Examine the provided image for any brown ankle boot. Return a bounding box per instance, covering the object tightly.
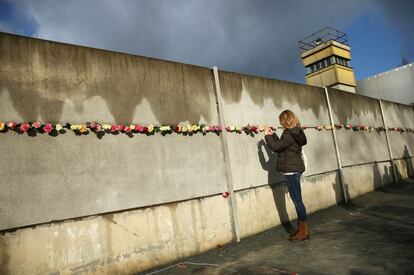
[290,221,309,241]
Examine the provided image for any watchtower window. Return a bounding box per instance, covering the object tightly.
[306,55,351,74]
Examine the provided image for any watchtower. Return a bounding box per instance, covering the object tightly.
[299,27,356,93]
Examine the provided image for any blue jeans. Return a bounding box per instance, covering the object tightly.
[285,173,307,222]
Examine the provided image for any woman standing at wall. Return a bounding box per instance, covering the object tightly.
[264,110,309,241]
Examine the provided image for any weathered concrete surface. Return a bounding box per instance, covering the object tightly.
[0,32,218,125]
[218,71,338,190]
[0,32,228,230]
[0,131,228,230]
[0,194,233,274]
[382,101,414,159]
[235,172,340,239]
[143,180,414,275]
[329,88,390,166]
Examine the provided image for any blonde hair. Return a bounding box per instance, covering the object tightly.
[279,110,301,129]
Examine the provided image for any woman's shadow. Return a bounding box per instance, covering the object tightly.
[257,139,295,234]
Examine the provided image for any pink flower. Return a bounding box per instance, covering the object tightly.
[135,125,144,132]
[116,125,125,131]
[89,122,97,129]
[222,192,230,198]
[19,123,30,132]
[43,123,53,133]
[95,124,102,132]
[110,125,117,133]
[7,121,16,129]
[32,122,41,129]
[124,126,131,133]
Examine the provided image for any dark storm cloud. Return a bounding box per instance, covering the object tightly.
[378,0,414,63]
[2,0,412,82]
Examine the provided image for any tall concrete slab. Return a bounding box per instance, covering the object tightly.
[381,100,414,159]
[328,88,389,166]
[218,71,338,191]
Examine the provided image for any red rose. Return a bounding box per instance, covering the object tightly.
[251,126,258,132]
[20,123,30,132]
[43,123,53,133]
[143,127,148,133]
[222,192,230,198]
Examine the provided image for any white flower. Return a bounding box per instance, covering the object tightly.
[55,124,63,131]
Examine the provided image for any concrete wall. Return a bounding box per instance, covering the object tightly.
[0,32,228,230]
[356,63,414,105]
[1,32,414,274]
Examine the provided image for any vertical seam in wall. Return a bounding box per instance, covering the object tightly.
[324,87,348,203]
[378,99,398,184]
[211,66,241,242]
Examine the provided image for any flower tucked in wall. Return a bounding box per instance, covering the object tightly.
[19,123,30,132]
[1,120,412,139]
[7,122,16,129]
[147,124,154,133]
[32,122,41,129]
[134,125,144,133]
[55,124,63,131]
[43,123,53,133]
[110,124,117,133]
[79,125,88,134]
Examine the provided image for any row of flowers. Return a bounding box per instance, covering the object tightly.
[0,121,413,136]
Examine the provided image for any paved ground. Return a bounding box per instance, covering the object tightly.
[141,180,414,275]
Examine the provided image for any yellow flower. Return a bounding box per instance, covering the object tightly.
[70,124,81,130]
[130,124,135,130]
[0,122,4,131]
[259,125,265,132]
[229,126,236,131]
[182,126,188,132]
[147,124,154,133]
[187,124,193,132]
[202,126,209,132]
[55,124,63,131]
[79,125,88,133]
[191,124,199,132]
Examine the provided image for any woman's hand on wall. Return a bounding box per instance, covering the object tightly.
[264,127,274,135]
